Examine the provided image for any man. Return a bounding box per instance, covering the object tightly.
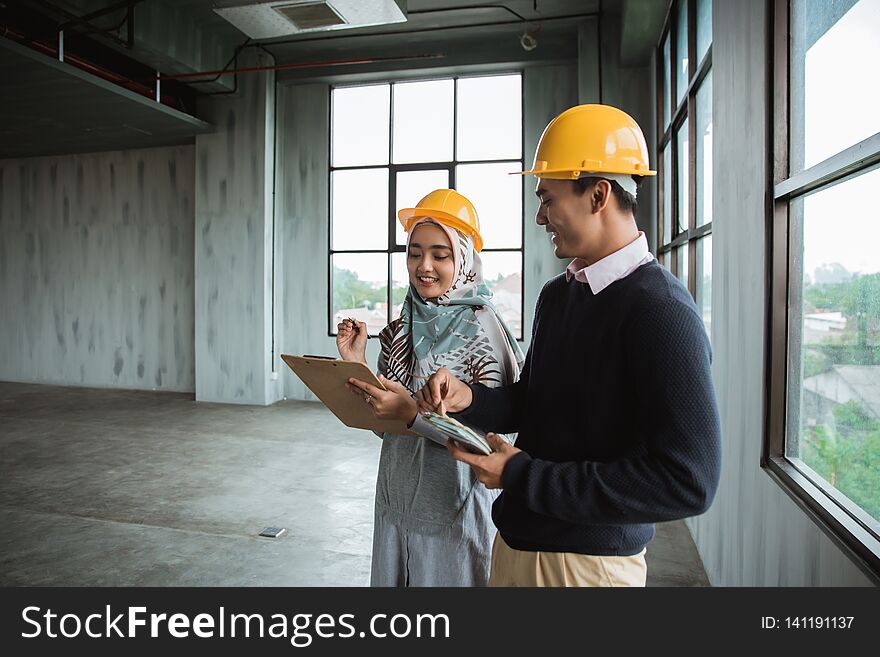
[416,104,722,587]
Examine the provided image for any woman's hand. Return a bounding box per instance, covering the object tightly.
[346,375,418,425]
[336,318,368,364]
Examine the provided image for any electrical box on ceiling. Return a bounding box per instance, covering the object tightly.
[213,0,407,39]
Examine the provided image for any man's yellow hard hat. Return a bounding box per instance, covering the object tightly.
[397,189,484,253]
[517,104,657,179]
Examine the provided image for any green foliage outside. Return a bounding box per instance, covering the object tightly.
[332,267,387,312]
[802,402,880,522]
[800,273,880,522]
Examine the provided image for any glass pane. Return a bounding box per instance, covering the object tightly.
[696,0,712,65]
[676,118,689,235]
[481,251,523,340]
[662,143,672,244]
[392,79,454,164]
[391,252,409,321]
[675,0,689,106]
[791,167,880,524]
[331,168,388,251]
[790,0,880,173]
[395,170,450,246]
[662,33,672,128]
[659,250,670,270]
[676,243,689,288]
[456,75,522,161]
[332,85,389,167]
[455,163,523,249]
[696,71,713,228]
[331,253,389,336]
[696,235,712,336]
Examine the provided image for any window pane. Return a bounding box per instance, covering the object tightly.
[391,252,409,321]
[332,85,389,167]
[696,0,712,65]
[662,33,672,128]
[331,253,389,336]
[696,235,712,336]
[676,243,689,288]
[392,79,454,164]
[662,143,672,244]
[455,163,522,249]
[395,169,450,246]
[676,118,689,235]
[481,251,522,340]
[675,0,689,106]
[790,0,880,173]
[791,167,880,524]
[331,169,388,251]
[456,75,522,161]
[696,72,713,228]
[659,250,670,270]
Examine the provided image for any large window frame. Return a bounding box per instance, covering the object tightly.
[655,0,712,319]
[767,0,880,583]
[328,72,526,340]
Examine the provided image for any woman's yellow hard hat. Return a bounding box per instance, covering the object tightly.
[517,104,657,179]
[398,189,484,252]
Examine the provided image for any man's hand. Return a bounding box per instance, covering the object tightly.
[346,375,418,424]
[447,433,520,489]
[415,367,473,414]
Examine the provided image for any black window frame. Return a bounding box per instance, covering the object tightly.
[655,0,713,310]
[327,72,526,340]
[766,0,880,584]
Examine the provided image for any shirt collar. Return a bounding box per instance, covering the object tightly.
[565,232,654,294]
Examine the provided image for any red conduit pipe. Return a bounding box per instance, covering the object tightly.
[152,53,445,82]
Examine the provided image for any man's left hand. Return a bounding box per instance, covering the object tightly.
[447,433,520,489]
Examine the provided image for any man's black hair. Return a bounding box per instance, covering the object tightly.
[573,176,644,217]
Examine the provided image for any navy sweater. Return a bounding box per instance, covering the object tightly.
[454,260,722,556]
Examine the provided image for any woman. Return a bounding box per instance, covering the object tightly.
[336,189,523,587]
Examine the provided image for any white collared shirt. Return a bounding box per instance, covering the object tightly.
[564,232,655,295]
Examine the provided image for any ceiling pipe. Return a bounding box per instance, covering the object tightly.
[151,53,446,83]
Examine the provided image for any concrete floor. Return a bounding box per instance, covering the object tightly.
[0,382,710,587]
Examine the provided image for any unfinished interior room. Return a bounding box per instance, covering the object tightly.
[1,0,877,588]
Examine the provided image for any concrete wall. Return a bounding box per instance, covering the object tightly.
[685,0,873,586]
[0,145,195,391]
[194,53,282,405]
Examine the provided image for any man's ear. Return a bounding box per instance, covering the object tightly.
[591,179,612,213]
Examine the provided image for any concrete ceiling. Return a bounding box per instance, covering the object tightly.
[0,36,212,158]
[0,0,666,157]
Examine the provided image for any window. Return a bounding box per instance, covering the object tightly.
[329,74,524,339]
[656,0,713,336]
[769,0,880,579]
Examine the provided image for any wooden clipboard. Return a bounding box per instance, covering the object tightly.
[281,354,415,435]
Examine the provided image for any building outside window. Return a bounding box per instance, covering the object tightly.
[328,73,524,340]
[769,0,880,577]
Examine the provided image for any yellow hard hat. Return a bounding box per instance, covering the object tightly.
[517,104,656,179]
[397,188,484,252]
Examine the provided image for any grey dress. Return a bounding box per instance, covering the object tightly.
[370,308,520,587]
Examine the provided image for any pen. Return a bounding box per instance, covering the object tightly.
[347,317,371,339]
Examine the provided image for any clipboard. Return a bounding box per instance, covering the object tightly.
[281,354,415,435]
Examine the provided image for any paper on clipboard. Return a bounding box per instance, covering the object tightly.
[280,354,415,435]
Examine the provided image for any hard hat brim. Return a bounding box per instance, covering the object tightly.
[397,208,484,253]
[512,167,657,178]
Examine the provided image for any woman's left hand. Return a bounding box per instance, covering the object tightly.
[346,375,418,425]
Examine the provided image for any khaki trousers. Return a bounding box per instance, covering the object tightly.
[488,532,647,587]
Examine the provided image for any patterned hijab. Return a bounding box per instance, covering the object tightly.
[378,218,524,394]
